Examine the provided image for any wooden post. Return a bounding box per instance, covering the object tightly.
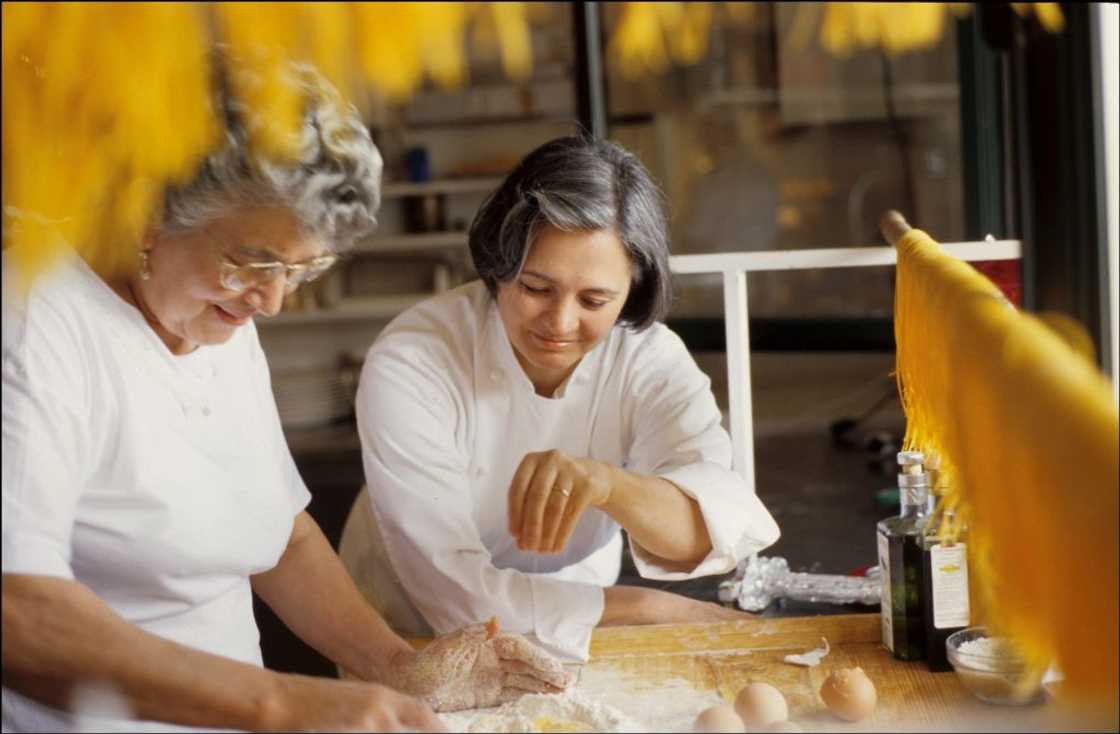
[879,209,912,247]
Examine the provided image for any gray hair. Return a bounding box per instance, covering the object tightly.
[469,136,672,330]
[160,58,382,253]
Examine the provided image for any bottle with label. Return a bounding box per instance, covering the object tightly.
[877,451,932,660]
[921,461,970,672]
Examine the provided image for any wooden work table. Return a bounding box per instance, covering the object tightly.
[584,613,1111,732]
[428,613,1112,732]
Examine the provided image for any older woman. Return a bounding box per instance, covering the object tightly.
[0,64,568,733]
[349,136,781,662]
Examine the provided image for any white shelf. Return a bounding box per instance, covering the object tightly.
[381,178,502,198]
[353,231,468,254]
[258,294,431,327]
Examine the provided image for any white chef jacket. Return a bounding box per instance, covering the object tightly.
[1,252,310,733]
[355,280,780,661]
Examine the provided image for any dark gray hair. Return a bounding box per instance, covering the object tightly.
[160,59,382,253]
[469,136,672,330]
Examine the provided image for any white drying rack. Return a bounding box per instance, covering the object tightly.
[668,211,1022,494]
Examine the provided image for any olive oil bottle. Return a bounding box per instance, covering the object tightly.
[877,451,932,660]
[920,460,970,671]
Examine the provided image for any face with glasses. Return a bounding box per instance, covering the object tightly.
[214,240,337,294]
[134,204,332,354]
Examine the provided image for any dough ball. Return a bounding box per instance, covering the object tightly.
[693,704,745,732]
[766,722,804,733]
[819,667,877,722]
[734,682,789,728]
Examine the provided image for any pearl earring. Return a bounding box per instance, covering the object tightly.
[139,251,152,281]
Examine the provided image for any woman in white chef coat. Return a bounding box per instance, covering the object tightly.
[0,62,569,733]
[350,135,781,662]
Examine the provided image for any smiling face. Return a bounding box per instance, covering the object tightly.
[135,204,326,354]
[495,224,633,396]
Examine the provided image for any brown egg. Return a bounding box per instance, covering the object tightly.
[693,704,745,733]
[819,667,878,722]
[734,682,789,728]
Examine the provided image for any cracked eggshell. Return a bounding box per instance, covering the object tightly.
[819,667,877,722]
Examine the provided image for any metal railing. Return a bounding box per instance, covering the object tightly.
[667,210,1022,491]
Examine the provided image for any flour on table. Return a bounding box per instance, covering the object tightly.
[438,665,727,733]
[441,691,645,733]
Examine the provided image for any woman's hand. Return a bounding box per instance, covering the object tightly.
[271,675,447,732]
[508,449,613,554]
[396,618,573,713]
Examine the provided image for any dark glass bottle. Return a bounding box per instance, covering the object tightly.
[921,467,971,671]
[877,451,931,660]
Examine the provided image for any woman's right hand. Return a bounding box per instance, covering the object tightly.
[271,675,447,732]
[395,618,573,713]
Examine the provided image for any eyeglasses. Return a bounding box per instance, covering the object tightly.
[209,239,339,295]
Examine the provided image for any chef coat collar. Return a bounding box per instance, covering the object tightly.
[480,297,597,401]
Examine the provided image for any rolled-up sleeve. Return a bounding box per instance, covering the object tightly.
[356,342,603,661]
[2,291,89,580]
[623,327,780,580]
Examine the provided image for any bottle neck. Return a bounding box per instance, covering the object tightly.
[899,487,929,518]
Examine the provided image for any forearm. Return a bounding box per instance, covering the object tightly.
[2,574,285,730]
[600,465,712,564]
[599,585,750,627]
[599,585,660,626]
[250,512,414,684]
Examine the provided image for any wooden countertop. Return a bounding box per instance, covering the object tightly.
[422,613,1113,732]
[581,613,1103,732]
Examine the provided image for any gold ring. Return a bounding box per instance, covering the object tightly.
[554,486,571,497]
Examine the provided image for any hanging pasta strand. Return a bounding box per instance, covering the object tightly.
[2,2,216,287]
[894,227,1118,718]
[1,2,1068,290]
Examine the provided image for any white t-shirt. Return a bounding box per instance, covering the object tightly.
[355,281,780,661]
[1,253,310,732]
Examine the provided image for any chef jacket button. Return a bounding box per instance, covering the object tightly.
[201,406,211,417]
[490,370,503,383]
[474,466,485,478]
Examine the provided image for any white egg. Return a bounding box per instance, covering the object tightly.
[819,667,878,722]
[734,681,789,729]
[766,722,804,733]
[693,703,745,733]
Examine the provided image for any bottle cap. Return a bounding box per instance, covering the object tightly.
[897,450,925,466]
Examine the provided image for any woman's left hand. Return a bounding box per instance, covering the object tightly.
[507,449,613,554]
[396,618,572,712]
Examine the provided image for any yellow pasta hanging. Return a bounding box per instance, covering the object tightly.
[894,227,1118,718]
[0,2,528,285]
[0,2,1070,295]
